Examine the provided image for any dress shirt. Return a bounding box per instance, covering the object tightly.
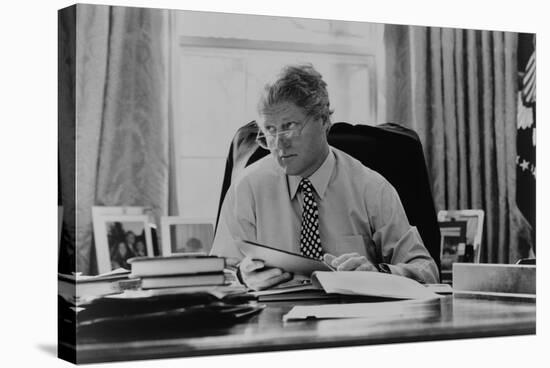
[211,146,439,283]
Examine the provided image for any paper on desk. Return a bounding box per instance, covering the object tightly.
[425,283,453,294]
[312,271,441,300]
[251,284,320,297]
[61,268,130,282]
[283,300,434,321]
[250,276,321,297]
[105,284,247,299]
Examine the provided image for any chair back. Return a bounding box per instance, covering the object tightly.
[216,122,441,269]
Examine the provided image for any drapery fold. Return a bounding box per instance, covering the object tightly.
[385,25,533,263]
[70,5,172,274]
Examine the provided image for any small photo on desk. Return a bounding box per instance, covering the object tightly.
[160,217,214,256]
[106,219,152,268]
[93,214,155,273]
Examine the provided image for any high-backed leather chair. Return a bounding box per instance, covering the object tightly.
[215,121,441,269]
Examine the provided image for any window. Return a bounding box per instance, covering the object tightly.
[171,12,385,221]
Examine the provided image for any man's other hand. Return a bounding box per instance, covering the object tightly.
[238,256,292,291]
[323,252,377,272]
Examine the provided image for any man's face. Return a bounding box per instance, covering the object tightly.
[261,101,329,178]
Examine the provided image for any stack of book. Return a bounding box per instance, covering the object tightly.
[128,254,227,290]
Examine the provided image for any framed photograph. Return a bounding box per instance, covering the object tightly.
[438,210,485,263]
[93,214,154,273]
[439,220,467,284]
[160,216,214,256]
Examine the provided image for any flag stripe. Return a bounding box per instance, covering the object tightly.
[524,68,535,85]
[522,52,536,104]
[525,53,535,70]
[523,79,535,96]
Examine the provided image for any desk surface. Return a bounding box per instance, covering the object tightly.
[65,293,536,364]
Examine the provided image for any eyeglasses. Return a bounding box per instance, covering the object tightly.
[255,118,311,149]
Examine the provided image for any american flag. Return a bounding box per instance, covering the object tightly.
[516,34,536,254]
[521,51,536,106]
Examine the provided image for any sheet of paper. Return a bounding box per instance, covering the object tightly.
[312,271,441,299]
[105,284,247,299]
[283,300,436,321]
[69,268,130,281]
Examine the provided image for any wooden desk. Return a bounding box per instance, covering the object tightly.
[64,293,535,364]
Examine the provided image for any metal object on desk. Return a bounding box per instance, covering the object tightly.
[452,263,536,297]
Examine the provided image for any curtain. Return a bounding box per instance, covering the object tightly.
[64,5,174,274]
[385,25,533,263]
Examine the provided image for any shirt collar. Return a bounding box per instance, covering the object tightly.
[288,148,335,200]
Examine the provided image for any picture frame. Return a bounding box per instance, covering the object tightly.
[91,205,153,218]
[438,210,485,263]
[92,214,154,273]
[160,216,215,256]
[439,220,467,284]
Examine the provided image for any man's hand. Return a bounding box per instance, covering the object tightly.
[323,252,377,272]
[238,256,292,291]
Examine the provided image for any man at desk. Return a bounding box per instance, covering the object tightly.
[211,64,439,290]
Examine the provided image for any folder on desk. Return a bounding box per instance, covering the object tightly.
[74,288,263,341]
[238,240,334,276]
